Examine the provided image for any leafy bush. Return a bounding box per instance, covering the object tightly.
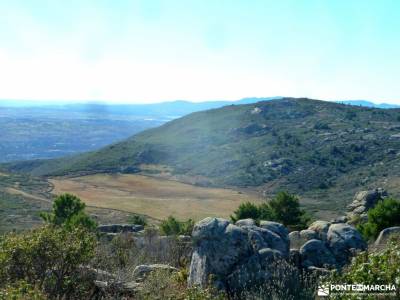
[357,198,400,240]
[160,216,194,236]
[325,239,400,299]
[0,226,96,299]
[128,214,148,226]
[40,193,97,231]
[0,281,46,300]
[230,202,261,222]
[231,192,310,229]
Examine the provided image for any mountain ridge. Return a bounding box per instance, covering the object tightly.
[5,97,400,218]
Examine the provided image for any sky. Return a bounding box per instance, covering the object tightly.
[0,0,399,104]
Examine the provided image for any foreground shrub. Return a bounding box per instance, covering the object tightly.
[128,214,148,226]
[0,281,46,300]
[160,216,194,236]
[40,193,97,231]
[231,192,310,229]
[0,226,96,299]
[137,269,225,300]
[357,198,400,240]
[325,239,400,299]
[233,259,319,300]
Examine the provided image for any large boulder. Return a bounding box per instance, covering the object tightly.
[346,188,387,222]
[299,239,336,268]
[308,220,330,240]
[188,217,289,292]
[374,227,400,247]
[327,223,366,266]
[289,230,316,250]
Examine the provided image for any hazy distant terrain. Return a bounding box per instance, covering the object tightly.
[7,98,400,219]
[1,97,396,163]
[0,98,280,162]
[0,107,165,162]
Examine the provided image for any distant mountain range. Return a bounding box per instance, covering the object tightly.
[1,96,399,163]
[5,97,400,218]
[336,100,400,109]
[1,97,399,118]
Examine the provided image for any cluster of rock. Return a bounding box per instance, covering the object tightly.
[93,188,398,296]
[289,221,366,269]
[346,188,387,222]
[187,217,368,293]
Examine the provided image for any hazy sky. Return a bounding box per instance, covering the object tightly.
[0,0,399,104]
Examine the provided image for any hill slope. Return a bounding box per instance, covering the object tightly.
[5,98,400,215]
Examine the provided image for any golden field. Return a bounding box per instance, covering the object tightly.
[49,173,262,220]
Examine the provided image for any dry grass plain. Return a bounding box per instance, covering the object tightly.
[49,174,262,221]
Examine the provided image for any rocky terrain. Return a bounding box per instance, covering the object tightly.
[88,188,400,297]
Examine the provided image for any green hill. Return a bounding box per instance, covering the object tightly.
[5,98,400,216]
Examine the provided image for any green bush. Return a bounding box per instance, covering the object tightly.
[160,216,194,236]
[231,192,310,229]
[0,281,46,300]
[40,193,97,231]
[0,226,96,299]
[128,215,148,226]
[325,239,400,299]
[230,202,261,222]
[357,198,400,240]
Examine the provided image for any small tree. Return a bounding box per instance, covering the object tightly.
[230,192,310,229]
[41,193,96,231]
[268,192,309,228]
[230,202,261,222]
[358,198,400,240]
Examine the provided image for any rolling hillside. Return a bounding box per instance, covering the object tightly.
[5,98,400,217]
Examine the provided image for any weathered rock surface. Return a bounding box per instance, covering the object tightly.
[300,229,317,240]
[188,217,289,292]
[236,218,256,227]
[327,223,366,266]
[289,229,318,249]
[300,239,336,268]
[308,220,330,241]
[346,188,387,222]
[375,227,400,247]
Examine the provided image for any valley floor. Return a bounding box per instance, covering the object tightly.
[49,173,262,220]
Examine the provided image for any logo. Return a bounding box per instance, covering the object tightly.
[317,285,330,296]
[317,283,397,297]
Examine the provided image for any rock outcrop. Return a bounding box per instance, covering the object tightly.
[374,227,400,247]
[186,216,367,292]
[299,239,336,268]
[327,223,366,266]
[188,217,289,292]
[346,188,387,222]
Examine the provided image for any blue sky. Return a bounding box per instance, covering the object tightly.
[0,0,399,103]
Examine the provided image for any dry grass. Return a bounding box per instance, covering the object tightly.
[50,174,262,220]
